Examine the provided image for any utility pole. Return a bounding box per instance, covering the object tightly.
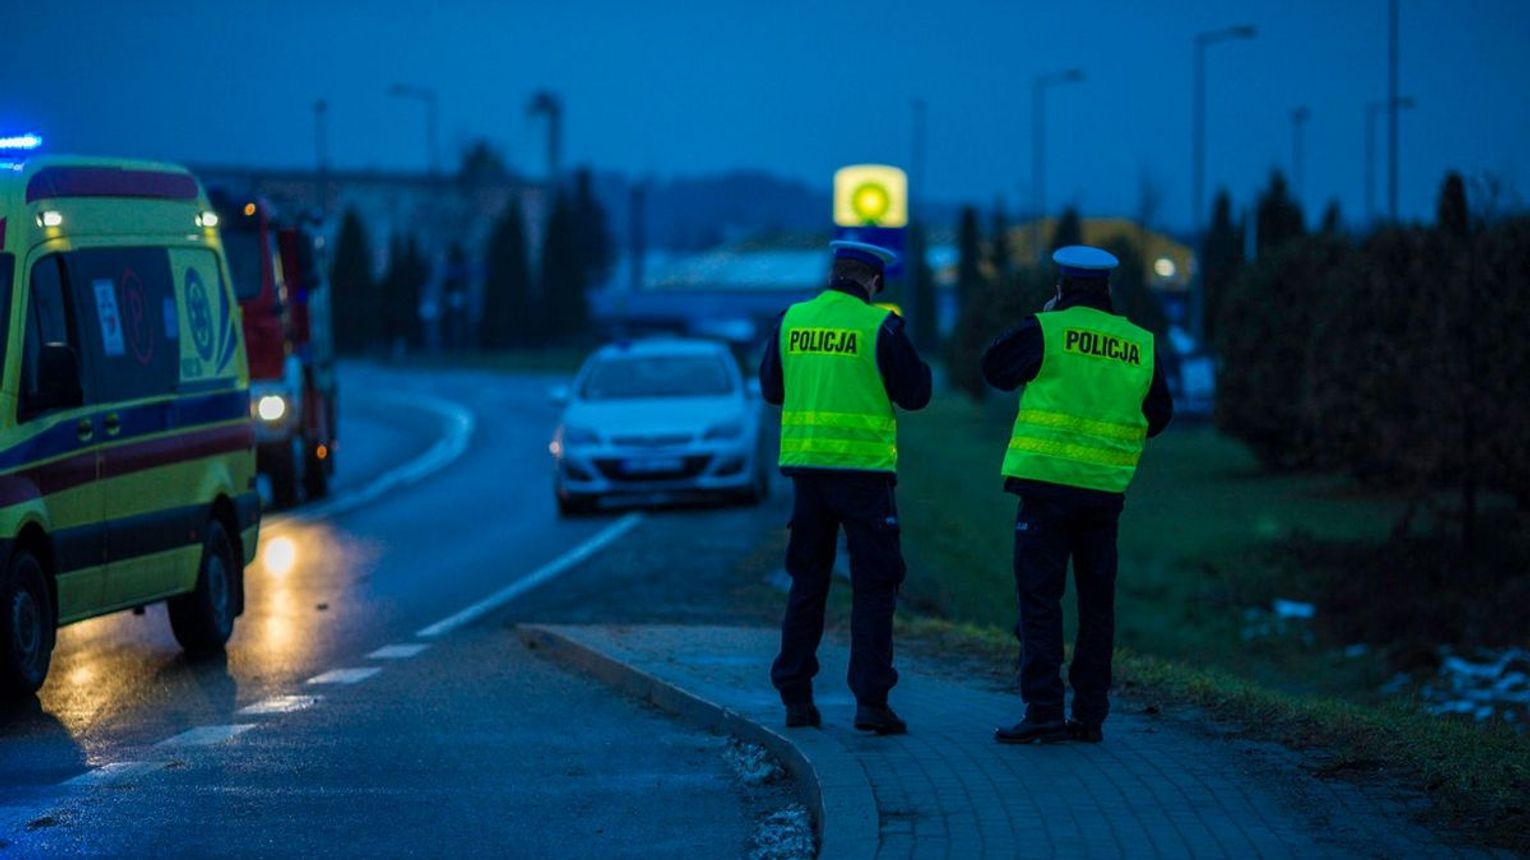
[1365,97,1414,225]
[1032,68,1084,262]
[1387,0,1400,222]
[528,90,563,185]
[387,83,440,177]
[313,99,330,216]
[1290,106,1310,210]
[909,97,932,347]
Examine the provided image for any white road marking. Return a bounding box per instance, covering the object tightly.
[368,643,430,659]
[306,667,381,685]
[416,512,646,638]
[269,391,476,526]
[63,761,169,786]
[237,694,323,715]
[157,724,255,747]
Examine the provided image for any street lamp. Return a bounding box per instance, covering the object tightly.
[1290,106,1310,209]
[1032,68,1084,262]
[1366,96,1415,224]
[1191,24,1257,236]
[388,83,440,177]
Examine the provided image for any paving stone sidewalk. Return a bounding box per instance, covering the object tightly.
[522,624,1498,860]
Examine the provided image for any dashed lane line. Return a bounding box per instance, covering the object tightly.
[368,643,430,659]
[237,694,323,716]
[306,667,382,685]
[156,725,256,747]
[414,511,646,638]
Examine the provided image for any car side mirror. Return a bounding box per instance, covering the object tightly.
[548,385,571,407]
[34,343,83,413]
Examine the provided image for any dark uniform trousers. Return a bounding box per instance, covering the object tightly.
[1013,491,1122,724]
[771,471,905,706]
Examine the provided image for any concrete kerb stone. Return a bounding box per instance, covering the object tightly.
[517,624,877,860]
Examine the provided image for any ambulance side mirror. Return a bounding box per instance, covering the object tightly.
[33,343,84,414]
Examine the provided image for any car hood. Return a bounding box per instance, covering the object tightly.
[564,396,745,438]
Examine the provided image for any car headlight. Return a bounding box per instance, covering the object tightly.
[562,425,600,446]
[703,420,744,441]
[256,394,288,422]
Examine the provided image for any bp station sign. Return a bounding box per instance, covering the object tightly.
[833,164,908,277]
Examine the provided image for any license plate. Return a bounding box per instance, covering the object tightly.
[623,457,683,474]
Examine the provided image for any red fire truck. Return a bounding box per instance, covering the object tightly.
[211,191,338,507]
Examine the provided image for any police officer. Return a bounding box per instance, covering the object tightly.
[760,239,932,735]
[985,246,1173,744]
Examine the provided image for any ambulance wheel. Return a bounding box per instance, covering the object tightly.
[168,520,239,654]
[304,440,330,500]
[1,550,54,699]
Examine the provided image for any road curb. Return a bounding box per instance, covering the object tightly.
[517,624,878,860]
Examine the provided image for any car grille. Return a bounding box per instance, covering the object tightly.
[610,433,693,448]
[594,455,711,482]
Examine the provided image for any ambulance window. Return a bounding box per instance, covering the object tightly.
[63,248,180,403]
[19,255,85,420]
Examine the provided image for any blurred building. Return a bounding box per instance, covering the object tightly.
[191,164,546,350]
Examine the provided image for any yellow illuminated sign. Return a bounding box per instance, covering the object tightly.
[834,164,908,228]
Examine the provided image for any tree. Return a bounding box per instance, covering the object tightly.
[946,206,989,400]
[1200,190,1243,347]
[571,168,616,289]
[1049,207,1083,253]
[441,242,471,350]
[458,140,511,187]
[329,208,379,354]
[989,200,1012,281]
[1319,200,1344,235]
[480,201,533,348]
[539,190,590,338]
[906,221,938,350]
[1255,170,1305,256]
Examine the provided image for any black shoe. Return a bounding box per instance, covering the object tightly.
[853,703,907,735]
[1067,719,1103,743]
[785,701,821,728]
[994,716,1070,745]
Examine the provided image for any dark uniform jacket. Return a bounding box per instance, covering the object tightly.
[981,291,1175,506]
[759,280,933,480]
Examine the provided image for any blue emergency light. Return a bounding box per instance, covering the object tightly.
[0,133,44,151]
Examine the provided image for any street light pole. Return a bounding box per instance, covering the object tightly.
[1365,97,1414,225]
[1191,25,1257,237]
[1290,106,1310,210]
[1032,68,1084,262]
[1388,0,1400,222]
[388,83,440,177]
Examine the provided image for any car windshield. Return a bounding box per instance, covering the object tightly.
[580,354,734,401]
[222,230,265,300]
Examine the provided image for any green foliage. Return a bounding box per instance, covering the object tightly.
[988,201,1011,280]
[538,189,590,336]
[329,208,379,355]
[1200,190,1243,347]
[381,235,428,350]
[946,207,988,400]
[479,201,533,348]
[1255,170,1305,255]
[1049,206,1083,252]
[906,222,938,350]
[571,168,615,289]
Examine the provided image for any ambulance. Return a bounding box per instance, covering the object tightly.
[0,140,260,698]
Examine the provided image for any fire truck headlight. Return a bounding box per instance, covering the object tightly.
[256,394,289,422]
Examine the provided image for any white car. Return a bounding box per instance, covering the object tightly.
[550,338,771,515]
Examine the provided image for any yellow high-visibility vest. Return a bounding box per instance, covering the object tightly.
[1002,306,1154,493]
[778,290,897,473]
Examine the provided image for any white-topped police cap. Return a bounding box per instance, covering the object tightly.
[830,239,899,271]
[1052,245,1119,280]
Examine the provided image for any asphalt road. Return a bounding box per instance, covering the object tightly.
[0,364,796,857]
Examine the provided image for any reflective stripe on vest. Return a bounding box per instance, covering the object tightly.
[1001,306,1154,493]
[778,291,897,472]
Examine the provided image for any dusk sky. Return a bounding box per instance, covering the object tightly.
[5,0,1528,230]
